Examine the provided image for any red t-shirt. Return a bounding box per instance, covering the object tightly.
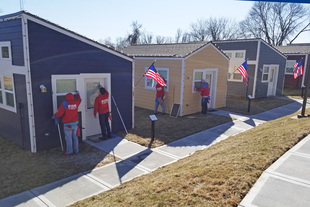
[156,83,164,97]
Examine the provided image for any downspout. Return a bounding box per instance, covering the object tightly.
[252,40,261,98]
[180,59,185,116]
[21,14,37,152]
[132,59,135,129]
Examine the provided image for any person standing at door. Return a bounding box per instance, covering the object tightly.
[195,79,210,115]
[154,80,166,115]
[94,87,112,139]
[54,91,81,155]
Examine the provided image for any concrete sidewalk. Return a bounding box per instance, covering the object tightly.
[0,100,309,207]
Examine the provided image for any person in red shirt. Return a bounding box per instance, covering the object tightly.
[195,79,210,115]
[94,87,111,139]
[54,91,81,155]
[154,81,166,114]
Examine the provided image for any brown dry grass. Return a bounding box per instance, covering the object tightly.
[0,139,119,199]
[116,108,233,148]
[71,108,310,207]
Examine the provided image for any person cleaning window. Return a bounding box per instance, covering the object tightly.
[53,91,81,155]
[195,79,210,115]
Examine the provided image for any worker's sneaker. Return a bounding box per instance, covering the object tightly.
[63,152,70,156]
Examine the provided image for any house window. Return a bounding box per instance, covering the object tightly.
[193,69,213,93]
[262,65,270,82]
[55,79,77,108]
[0,42,11,61]
[145,67,169,91]
[285,60,296,74]
[0,75,16,111]
[224,50,246,82]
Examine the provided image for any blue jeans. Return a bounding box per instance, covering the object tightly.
[99,113,111,137]
[64,124,79,154]
[201,97,208,114]
[154,97,165,114]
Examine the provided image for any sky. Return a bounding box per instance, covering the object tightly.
[1,0,310,45]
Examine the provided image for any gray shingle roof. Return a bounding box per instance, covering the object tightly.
[274,44,310,54]
[122,42,225,58]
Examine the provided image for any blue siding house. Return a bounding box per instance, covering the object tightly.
[0,11,133,152]
[214,39,286,98]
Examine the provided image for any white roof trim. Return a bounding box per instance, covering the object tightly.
[185,43,230,61]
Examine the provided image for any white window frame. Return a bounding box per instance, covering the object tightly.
[0,74,17,112]
[224,50,246,82]
[51,75,80,113]
[285,60,296,75]
[262,65,270,83]
[0,41,12,62]
[144,67,169,92]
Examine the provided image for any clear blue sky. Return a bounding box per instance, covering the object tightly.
[1,0,310,44]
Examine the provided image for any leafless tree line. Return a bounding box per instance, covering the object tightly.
[100,2,310,50]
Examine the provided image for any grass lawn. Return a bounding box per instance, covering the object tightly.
[70,108,310,207]
[0,93,302,203]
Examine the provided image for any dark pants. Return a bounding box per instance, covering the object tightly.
[201,97,208,114]
[99,112,111,137]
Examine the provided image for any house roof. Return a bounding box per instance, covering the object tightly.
[0,11,133,61]
[122,42,229,59]
[274,44,310,54]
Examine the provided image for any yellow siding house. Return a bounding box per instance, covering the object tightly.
[123,42,229,116]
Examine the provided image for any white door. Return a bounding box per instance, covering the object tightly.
[205,72,213,109]
[84,78,104,138]
[267,66,278,96]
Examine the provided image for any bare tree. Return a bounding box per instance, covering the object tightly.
[175,28,183,43]
[126,21,143,45]
[115,37,129,50]
[240,2,308,46]
[207,17,239,41]
[140,32,153,44]
[189,18,209,42]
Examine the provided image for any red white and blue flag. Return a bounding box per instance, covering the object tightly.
[237,61,248,86]
[145,64,166,86]
[293,60,303,79]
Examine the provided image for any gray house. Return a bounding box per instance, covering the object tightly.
[214,38,287,98]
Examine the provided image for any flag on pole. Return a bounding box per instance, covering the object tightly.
[237,61,248,86]
[145,64,166,86]
[293,60,303,79]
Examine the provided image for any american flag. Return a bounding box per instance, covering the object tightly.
[293,60,303,79]
[237,61,248,86]
[145,64,166,87]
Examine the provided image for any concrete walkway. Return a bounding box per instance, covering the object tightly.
[1,99,309,207]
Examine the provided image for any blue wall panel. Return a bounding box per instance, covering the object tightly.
[215,41,258,61]
[0,19,24,66]
[27,20,132,151]
[256,43,286,98]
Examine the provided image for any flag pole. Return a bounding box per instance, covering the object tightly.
[299,58,310,118]
[134,60,156,87]
[245,58,249,98]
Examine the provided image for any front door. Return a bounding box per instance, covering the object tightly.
[84,78,104,138]
[267,66,278,96]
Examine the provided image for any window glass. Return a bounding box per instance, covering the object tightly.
[4,76,13,91]
[6,92,14,107]
[195,72,203,80]
[1,46,9,58]
[145,68,168,89]
[86,82,100,109]
[0,91,2,104]
[263,74,268,81]
[57,95,66,109]
[235,52,243,58]
[263,66,269,73]
[56,79,76,93]
[285,61,295,74]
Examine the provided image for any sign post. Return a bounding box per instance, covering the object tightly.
[247,95,253,113]
[149,115,157,142]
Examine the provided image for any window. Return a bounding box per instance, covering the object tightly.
[55,79,77,108]
[224,50,246,82]
[193,69,213,93]
[0,42,11,61]
[145,67,169,91]
[0,75,16,112]
[285,60,296,74]
[262,66,270,82]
